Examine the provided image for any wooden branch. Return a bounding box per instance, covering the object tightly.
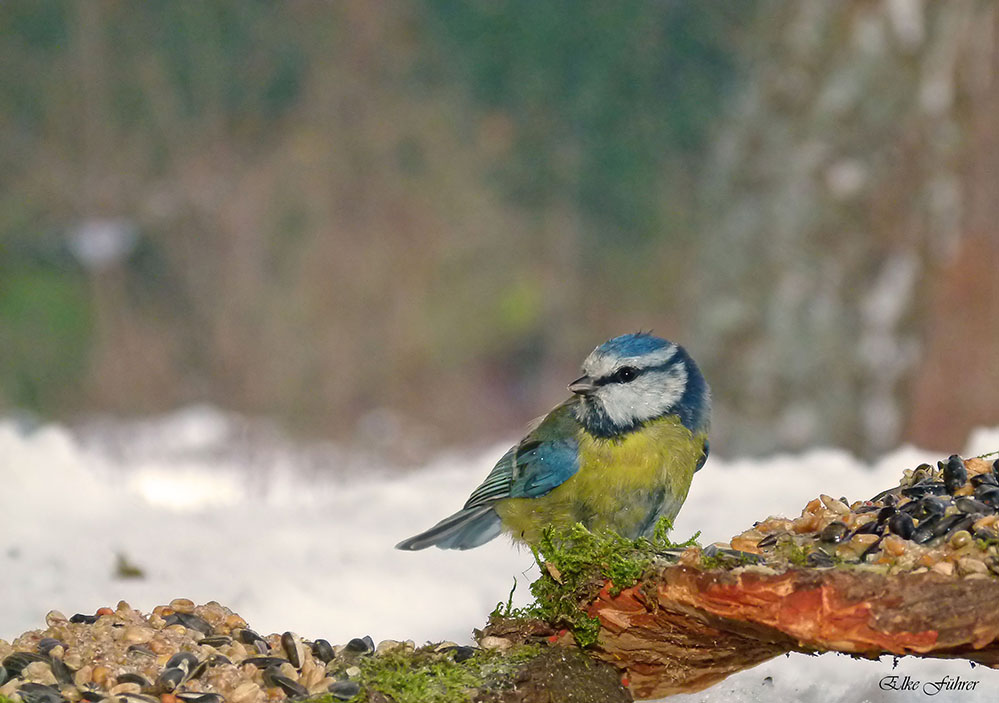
[581,563,999,699]
[549,455,999,699]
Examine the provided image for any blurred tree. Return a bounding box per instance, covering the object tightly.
[0,0,749,453]
[423,0,748,243]
[6,1,993,459]
[693,1,999,457]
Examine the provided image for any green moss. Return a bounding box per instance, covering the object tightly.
[783,541,812,567]
[493,517,700,647]
[309,644,541,703]
[697,551,727,570]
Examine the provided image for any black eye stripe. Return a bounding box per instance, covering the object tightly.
[593,360,678,386]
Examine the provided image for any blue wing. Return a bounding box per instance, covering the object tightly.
[396,403,581,551]
[465,436,580,507]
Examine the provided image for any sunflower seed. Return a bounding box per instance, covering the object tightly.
[4,652,49,677]
[756,533,778,549]
[155,668,185,693]
[328,681,361,701]
[114,674,150,689]
[263,668,307,699]
[165,652,198,674]
[344,636,374,655]
[944,455,968,494]
[820,521,849,544]
[888,512,915,539]
[18,683,66,703]
[240,657,287,670]
[806,551,834,567]
[311,639,335,664]
[163,613,213,635]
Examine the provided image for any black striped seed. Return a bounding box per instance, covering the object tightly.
[165,652,198,673]
[36,638,62,656]
[311,639,335,664]
[281,632,301,668]
[971,473,999,488]
[854,504,882,514]
[944,515,977,537]
[17,683,65,703]
[240,657,287,669]
[860,536,884,562]
[177,695,222,703]
[877,506,898,523]
[888,512,915,539]
[944,455,968,494]
[345,636,374,654]
[956,497,990,514]
[911,497,949,521]
[756,533,778,549]
[3,652,48,678]
[852,520,882,536]
[155,668,184,693]
[116,674,151,689]
[163,613,213,636]
[328,681,362,701]
[820,521,850,544]
[911,514,941,544]
[912,463,935,483]
[975,485,999,509]
[930,514,966,539]
[806,550,834,567]
[49,658,73,686]
[901,480,948,498]
[263,669,307,699]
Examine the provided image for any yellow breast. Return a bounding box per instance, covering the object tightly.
[495,416,706,545]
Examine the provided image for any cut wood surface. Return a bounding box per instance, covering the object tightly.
[582,561,999,699]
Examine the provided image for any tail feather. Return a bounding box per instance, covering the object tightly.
[395,505,502,551]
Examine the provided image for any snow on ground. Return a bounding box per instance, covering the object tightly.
[2,406,999,702]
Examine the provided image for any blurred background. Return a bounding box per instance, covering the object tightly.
[2,0,997,462]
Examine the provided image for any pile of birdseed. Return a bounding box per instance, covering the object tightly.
[0,599,443,703]
[723,455,999,576]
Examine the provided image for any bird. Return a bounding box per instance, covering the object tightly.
[395,332,710,550]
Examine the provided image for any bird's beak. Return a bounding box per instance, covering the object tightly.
[568,375,596,395]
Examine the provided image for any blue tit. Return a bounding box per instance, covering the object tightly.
[396,332,710,550]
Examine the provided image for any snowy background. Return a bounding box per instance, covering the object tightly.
[2,406,999,702]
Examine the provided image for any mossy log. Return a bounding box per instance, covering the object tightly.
[484,454,999,700]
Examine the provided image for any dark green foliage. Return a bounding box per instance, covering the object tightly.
[0,266,92,412]
[421,1,752,245]
[0,2,755,434]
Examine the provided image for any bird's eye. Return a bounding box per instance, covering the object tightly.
[614,366,638,383]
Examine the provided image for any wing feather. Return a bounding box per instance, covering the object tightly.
[396,400,581,551]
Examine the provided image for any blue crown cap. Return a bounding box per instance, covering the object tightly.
[595,332,671,358]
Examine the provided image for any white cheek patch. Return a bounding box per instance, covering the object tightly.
[595,364,688,427]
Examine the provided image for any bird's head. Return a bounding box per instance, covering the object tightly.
[569,332,710,438]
